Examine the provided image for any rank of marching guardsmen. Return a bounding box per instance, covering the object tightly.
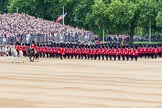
[14,42,162,61]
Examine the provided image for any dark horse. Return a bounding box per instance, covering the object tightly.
[26,47,39,62]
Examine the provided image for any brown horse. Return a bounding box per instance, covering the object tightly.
[26,47,39,62]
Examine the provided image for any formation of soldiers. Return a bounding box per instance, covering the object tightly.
[12,42,162,61]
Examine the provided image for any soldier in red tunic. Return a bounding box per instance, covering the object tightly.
[112,46,116,61]
[22,43,28,56]
[125,46,129,61]
[109,47,112,61]
[116,46,121,61]
[74,46,77,59]
[106,46,110,60]
[121,46,125,61]
[15,42,20,56]
[133,47,138,61]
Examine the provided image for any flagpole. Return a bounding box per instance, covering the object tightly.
[63,6,64,26]
[16,7,18,13]
[103,28,105,43]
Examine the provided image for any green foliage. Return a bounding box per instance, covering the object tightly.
[8,0,35,15]
[156,1,162,27]
[156,11,162,27]
[0,0,9,13]
[0,0,162,43]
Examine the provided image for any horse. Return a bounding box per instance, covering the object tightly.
[0,45,6,56]
[10,46,24,63]
[4,45,11,56]
[26,47,39,62]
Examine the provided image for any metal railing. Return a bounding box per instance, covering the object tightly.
[0,34,95,45]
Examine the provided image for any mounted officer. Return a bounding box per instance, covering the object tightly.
[15,42,20,56]
[30,41,37,53]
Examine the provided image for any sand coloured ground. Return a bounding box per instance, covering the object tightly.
[0,56,162,108]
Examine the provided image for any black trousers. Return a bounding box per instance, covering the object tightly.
[117,55,121,60]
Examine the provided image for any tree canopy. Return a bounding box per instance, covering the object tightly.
[0,0,162,44]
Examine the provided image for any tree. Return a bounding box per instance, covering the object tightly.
[105,0,160,44]
[8,0,35,15]
[0,0,9,13]
[87,0,111,36]
[156,0,162,27]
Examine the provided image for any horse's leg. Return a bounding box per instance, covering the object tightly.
[32,55,34,62]
[30,55,34,62]
[17,55,20,63]
[12,55,14,63]
[16,55,19,63]
[21,52,24,63]
[22,55,24,63]
[35,54,38,62]
[29,56,32,62]
[15,56,17,63]
[29,54,31,62]
[17,52,20,63]
[37,54,39,62]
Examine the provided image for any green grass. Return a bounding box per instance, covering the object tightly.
[133,41,161,45]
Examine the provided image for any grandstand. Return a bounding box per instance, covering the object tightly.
[0,13,97,44]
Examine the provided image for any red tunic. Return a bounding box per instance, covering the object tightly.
[89,48,93,55]
[116,48,119,55]
[106,49,110,55]
[42,47,46,53]
[15,45,20,51]
[39,47,43,53]
[60,48,64,55]
[73,48,77,55]
[45,47,49,53]
[133,49,138,56]
[128,48,133,56]
[22,46,27,52]
[31,44,36,49]
[36,46,40,53]
[125,48,129,55]
[69,48,73,54]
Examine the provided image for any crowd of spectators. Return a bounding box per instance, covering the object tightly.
[0,13,97,44]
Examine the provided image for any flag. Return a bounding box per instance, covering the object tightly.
[55,12,67,24]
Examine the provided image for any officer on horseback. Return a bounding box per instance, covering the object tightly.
[15,42,20,56]
[27,41,39,62]
[30,41,37,53]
